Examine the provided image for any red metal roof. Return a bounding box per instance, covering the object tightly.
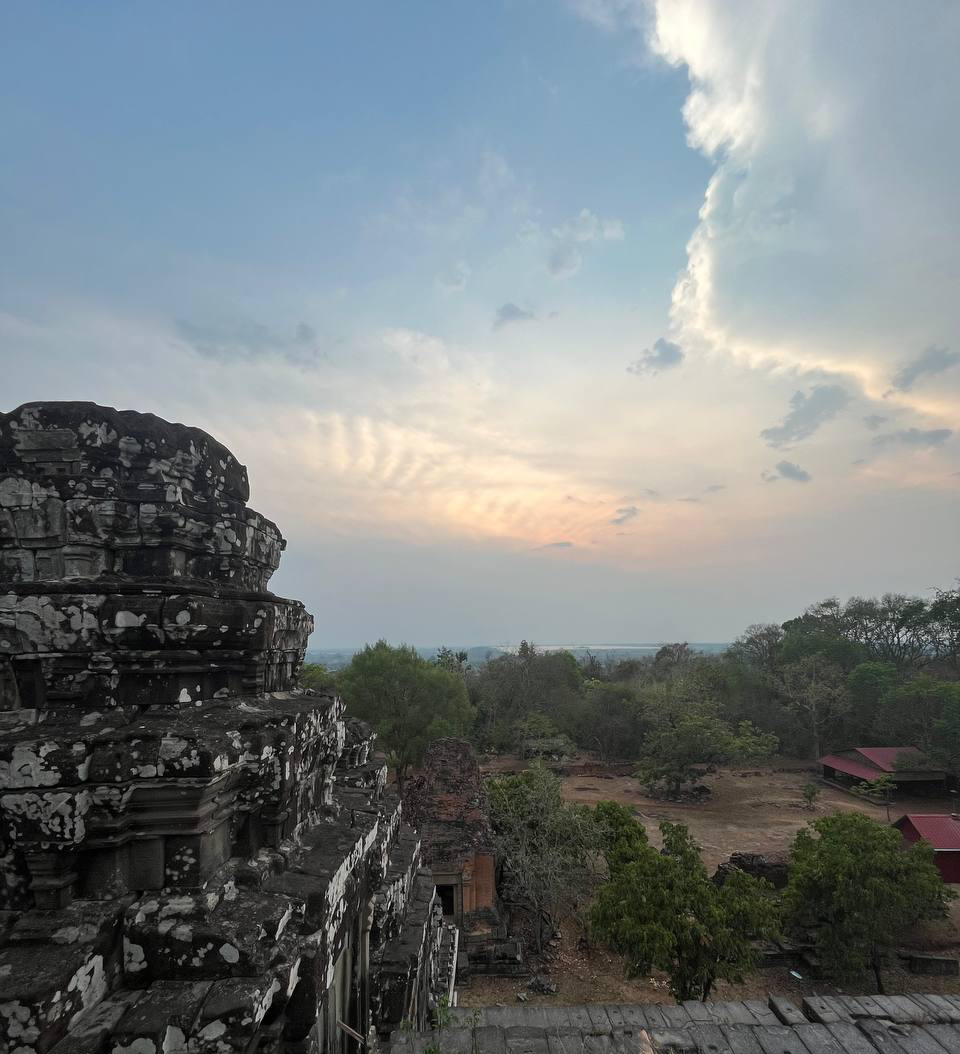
[820,753,883,781]
[855,746,925,772]
[896,814,960,851]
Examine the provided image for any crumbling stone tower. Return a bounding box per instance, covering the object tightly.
[0,402,452,1053]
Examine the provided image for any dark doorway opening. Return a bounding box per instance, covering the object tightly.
[436,883,455,917]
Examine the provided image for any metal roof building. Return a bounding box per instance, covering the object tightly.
[820,747,946,790]
[895,814,960,882]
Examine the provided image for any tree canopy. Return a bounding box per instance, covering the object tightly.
[784,812,952,985]
[487,762,601,950]
[592,820,779,1001]
[337,640,472,786]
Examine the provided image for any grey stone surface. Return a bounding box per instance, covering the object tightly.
[0,402,452,1053]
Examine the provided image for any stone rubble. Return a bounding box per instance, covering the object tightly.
[0,401,454,1054]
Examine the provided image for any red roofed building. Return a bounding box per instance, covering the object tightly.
[894,814,960,882]
[820,746,945,793]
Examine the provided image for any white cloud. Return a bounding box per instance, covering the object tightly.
[577,3,959,428]
[545,207,625,277]
[552,208,624,245]
[648,2,960,409]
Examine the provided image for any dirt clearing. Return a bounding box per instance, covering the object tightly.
[459,756,960,1007]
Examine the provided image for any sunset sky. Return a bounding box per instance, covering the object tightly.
[2,1,957,645]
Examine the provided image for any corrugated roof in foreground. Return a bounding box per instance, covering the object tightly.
[391,994,960,1054]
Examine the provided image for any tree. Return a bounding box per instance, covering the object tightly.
[779,654,847,758]
[932,692,960,775]
[845,661,898,740]
[337,641,473,788]
[592,821,779,1001]
[635,711,778,795]
[592,800,650,871]
[875,676,960,752]
[784,812,952,988]
[488,763,601,951]
[801,783,820,810]
[728,623,784,674]
[470,642,582,750]
[927,586,960,672]
[652,642,695,677]
[433,646,470,677]
[299,661,334,692]
[578,680,648,761]
[858,774,895,822]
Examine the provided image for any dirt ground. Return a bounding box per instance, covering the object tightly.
[458,755,960,1007]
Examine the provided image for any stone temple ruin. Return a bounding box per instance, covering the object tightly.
[403,740,519,978]
[0,402,455,1053]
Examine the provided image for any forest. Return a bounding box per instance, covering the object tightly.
[303,584,960,792]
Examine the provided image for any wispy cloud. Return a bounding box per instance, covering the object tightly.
[760,385,850,448]
[478,150,515,196]
[610,505,639,524]
[888,345,960,393]
[535,540,574,550]
[872,427,953,449]
[546,207,624,278]
[863,414,888,430]
[762,460,811,483]
[627,337,683,376]
[435,260,470,294]
[493,302,536,330]
[176,318,326,367]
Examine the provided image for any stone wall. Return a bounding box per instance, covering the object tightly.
[0,402,453,1054]
[403,740,508,969]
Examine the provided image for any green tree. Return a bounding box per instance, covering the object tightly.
[801,782,820,810]
[927,586,960,672]
[857,774,895,822]
[636,711,778,795]
[845,661,898,740]
[932,693,960,775]
[488,763,601,951]
[592,800,650,872]
[471,641,583,749]
[779,653,847,758]
[577,680,648,761]
[875,676,960,752]
[784,812,952,988]
[592,821,779,1001]
[728,623,784,675]
[299,661,334,692]
[337,641,473,788]
[433,646,470,677]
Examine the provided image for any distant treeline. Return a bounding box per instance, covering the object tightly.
[302,585,960,789]
[306,642,730,671]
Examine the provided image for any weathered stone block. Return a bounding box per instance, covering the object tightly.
[0,402,451,1051]
[109,979,212,1054]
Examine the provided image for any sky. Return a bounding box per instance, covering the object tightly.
[2,1,958,646]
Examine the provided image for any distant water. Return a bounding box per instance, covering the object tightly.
[306,642,730,669]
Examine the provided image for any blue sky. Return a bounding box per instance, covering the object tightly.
[2,1,958,645]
